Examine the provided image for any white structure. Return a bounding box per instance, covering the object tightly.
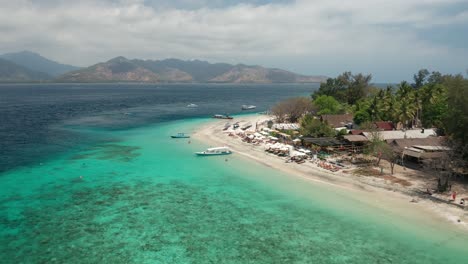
[363,129,436,141]
[272,123,300,130]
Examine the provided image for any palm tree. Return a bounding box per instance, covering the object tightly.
[367,95,380,121]
[412,89,422,127]
[379,86,396,122]
[395,82,417,128]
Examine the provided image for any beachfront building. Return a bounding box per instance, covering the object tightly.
[301,137,351,153]
[343,135,369,153]
[272,123,300,130]
[386,137,450,169]
[362,128,437,141]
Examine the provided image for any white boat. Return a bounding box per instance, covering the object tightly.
[241,105,256,110]
[195,147,232,156]
[187,103,198,108]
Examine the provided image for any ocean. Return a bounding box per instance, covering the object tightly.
[0,83,467,263]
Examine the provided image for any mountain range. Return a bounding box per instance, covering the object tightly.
[0,58,51,82]
[0,51,326,83]
[0,51,79,77]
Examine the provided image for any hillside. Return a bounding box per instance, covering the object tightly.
[0,51,79,77]
[55,57,160,83]
[58,57,326,83]
[0,58,51,82]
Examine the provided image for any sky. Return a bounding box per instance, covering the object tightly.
[0,0,467,82]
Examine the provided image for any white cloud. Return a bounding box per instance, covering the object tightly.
[0,0,466,81]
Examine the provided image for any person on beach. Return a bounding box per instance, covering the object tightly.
[451,191,457,201]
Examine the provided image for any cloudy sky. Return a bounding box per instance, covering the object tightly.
[1,0,467,82]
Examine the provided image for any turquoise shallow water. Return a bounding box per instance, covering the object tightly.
[1,118,467,263]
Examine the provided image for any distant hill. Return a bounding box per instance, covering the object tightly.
[56,57,160,83]
[0,51,79,77]
[0,58,51,82]
[58,57,326,83]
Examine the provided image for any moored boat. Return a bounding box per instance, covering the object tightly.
[195,147,232,156]
[241,105,256,110]
[213,114,233,119]
[171,133,190,138]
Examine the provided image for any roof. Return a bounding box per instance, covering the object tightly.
[412,145,451,151]
[343,135,369,142]
[302,137,346,146]
[320,114,354,128]
[386,137,444,151]
[403,148,424,158]
[403,148,449,159]
[272,123,300,130]
[350,130,365,135]
[374,121,394,131]
[364,129,436,141]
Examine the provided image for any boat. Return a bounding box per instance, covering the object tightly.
[187,103,198,108]
[171,133,190,138]
[212,114,233,119]
[195,147,232,156]
[241,105,256,110]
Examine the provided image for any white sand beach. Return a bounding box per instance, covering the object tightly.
[192,114,468,232]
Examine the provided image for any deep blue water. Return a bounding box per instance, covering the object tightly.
[0,83,317,173]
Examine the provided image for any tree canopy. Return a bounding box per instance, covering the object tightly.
[312,71,373,105]
[312,95,342,115]
[299,114,336,138]
[443,74,468,162]
[271,97,314,123]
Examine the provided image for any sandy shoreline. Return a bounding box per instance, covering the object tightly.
[192,114,468,232]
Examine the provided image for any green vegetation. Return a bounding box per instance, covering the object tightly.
[444,74,468,162]
[312,95,342,115]
[312,71,373,104]
[272,69,468,165]
[299,114,336,137]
